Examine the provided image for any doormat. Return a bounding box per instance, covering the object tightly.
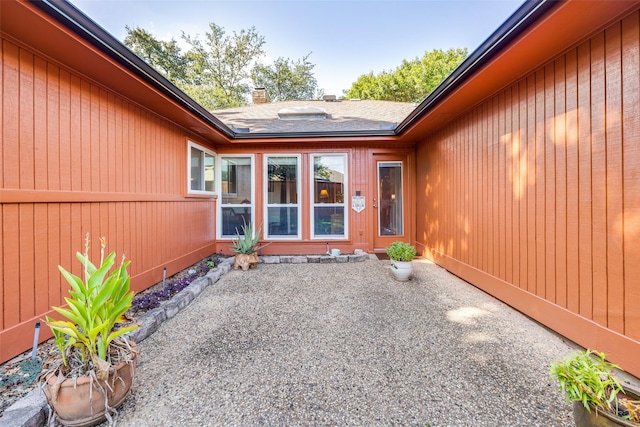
[375,253,389,260]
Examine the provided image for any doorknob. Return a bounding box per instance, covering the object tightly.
[373,197,377,208]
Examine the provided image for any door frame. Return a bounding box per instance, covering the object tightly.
[370,151,414,252]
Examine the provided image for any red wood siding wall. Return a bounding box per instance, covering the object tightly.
[214,145,414,255]
[416,11,640,376]
[0,37,216,363]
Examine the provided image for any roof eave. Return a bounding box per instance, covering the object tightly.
[31,0,236,140]
[396,0,640,141]
[230,129,398,140]
[395,0,559,135]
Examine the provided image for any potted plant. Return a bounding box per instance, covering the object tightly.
[385,241,416,281]
[42,234,139,427]
[550,349,640,426]
[231,220,270,271]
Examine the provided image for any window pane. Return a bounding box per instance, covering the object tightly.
[204,153,215,192]
[222,157,252,204]
[267,207,298,236]
[190,147,202,191]
[314,206,344,236]
[222,207,252,237]
[268,157,298,204]
[314,155,345,204]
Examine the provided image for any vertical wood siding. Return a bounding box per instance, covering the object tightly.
[416,12,640,376]
[1,38,216,363]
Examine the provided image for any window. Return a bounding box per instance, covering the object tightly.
[219,155,254,238]
[188,141,215,194]
[311,154,347,239]
[265,155,300,239]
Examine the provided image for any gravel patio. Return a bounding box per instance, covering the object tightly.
[108,256,577,426]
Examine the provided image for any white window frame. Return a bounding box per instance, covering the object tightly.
[187,141,216,195]
[264,154,301,240]
[217,154,255,239]
[310,153,348,240]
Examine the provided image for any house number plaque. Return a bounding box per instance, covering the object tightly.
[352,196,365,213]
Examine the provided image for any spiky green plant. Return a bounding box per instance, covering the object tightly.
[45,234,138,380]
[231,220,265,254]
[550,350,625,414]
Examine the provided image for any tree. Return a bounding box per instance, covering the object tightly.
[182,23,266,108]
[124,26,189,84]
[251,53,319,101]
[124,22,266,109]
[346,48,468,103]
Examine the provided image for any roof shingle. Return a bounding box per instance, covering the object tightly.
[212,99,416,133]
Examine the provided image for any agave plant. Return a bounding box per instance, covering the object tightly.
[230,220,269,254]
[45,234,138,380]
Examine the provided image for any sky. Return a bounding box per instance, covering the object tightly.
[69,0,524,97]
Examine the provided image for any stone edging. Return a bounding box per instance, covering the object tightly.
[0,251,370,427]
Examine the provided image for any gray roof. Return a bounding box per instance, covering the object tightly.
[212,99,416,133]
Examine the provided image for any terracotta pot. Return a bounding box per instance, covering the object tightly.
[572,385,640,427]
[44,342,138,427]
[390,260,413,281]
[234,253,260,271]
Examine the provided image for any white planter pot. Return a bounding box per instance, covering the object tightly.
[390,260,413,281]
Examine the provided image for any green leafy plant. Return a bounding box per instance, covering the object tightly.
[550,350,625,414]
[45,234,138,380]
[385,241,416,262]
[230,220,269,254]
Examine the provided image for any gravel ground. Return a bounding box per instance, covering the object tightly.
[111,258,576,427]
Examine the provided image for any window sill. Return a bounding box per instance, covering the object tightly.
[185,193,218,199]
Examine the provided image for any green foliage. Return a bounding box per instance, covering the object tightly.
[346,48,468,103]
[231,221,263,254]
[182,23,266,108]
[45,234,138,379]
[251,53,320,101]
[385,241,416,262]
[313,158,331,181]
[124,22,267,109]
[550,350,625,414]
[124,25,189,83]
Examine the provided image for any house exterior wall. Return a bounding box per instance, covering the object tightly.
[0,36,217,363]
[214,144,415,255]
[416,11,640,376]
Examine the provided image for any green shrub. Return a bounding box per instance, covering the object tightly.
[385,241,416,262]
[550,349,625,413]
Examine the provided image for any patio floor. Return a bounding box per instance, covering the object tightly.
[112,257,576,426]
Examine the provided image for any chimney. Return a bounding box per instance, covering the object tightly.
[252,88,269,104]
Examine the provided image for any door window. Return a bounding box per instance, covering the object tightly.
[378,161,403,236]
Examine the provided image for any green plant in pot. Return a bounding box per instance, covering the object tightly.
[42,234,139,427]
[231,220,270,271]
[385,241,416,282]
[550,350,640,426]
